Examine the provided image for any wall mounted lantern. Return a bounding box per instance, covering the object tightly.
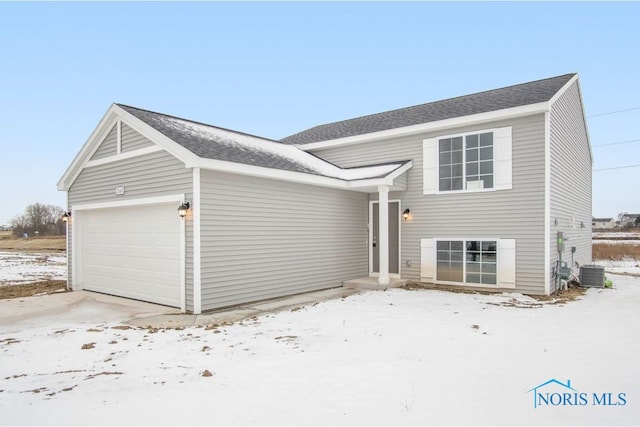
[62,212,71,223]
[178,202,190,218]
[402,208,411,221]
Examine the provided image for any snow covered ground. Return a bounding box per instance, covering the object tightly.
[593,232,640,239]
[1,264,639,425]
[0,251,66,285]
[593,239,640,245]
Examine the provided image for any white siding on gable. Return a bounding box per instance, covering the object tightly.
[90,124,117,160]
[549,80,591,293]
[121,122,155,153]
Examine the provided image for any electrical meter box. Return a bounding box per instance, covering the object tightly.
[557,231,565,252]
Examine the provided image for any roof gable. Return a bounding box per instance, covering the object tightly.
[58,104,411,192]
[280,74,576,145]
[117,104,406,181]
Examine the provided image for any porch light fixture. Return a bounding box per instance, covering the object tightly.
[402,208,411,221]
[62,212,71,223]
[178,202,190,218]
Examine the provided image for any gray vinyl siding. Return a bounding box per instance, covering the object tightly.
[199,169,368,311]
[121,123,155,152]
[549,81,592,293]
[90,124,117,160]
[67,150,194,309]
[313,115,547,294]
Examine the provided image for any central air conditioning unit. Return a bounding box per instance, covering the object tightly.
[579,265,605,288]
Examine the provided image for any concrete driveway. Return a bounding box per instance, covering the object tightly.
[0,291,179,333]
[0,287,359,332]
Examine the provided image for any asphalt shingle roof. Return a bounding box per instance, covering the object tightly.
[117,104,407,180]
[280,73,576,145]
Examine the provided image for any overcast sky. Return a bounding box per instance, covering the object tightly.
[1,2,639,225]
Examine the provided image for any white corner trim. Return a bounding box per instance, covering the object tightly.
[544,111,551,295]
[72,194,184,211]
[85,145,165,168]
[296,102,550,151]
[192,167,202,314]
[65,191,71,291]
[71,203,79,291]
[179,194,187,313]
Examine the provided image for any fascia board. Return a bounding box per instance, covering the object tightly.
[296,102,550,151]
[550,75,593,165]
[547,74,579,106]
[195,157,410,193]
[57,105,120,190]
[57,104,201,191]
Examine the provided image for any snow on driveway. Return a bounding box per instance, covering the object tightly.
[0,251,66,285]
[1,272,639,425]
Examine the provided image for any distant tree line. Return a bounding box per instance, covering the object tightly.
[10,203,67,237]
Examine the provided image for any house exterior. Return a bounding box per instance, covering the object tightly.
[619,213,640,228]
[58,73,592,313]
[592,218,615,229]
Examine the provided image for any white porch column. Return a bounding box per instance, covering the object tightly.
[378,185,390,285]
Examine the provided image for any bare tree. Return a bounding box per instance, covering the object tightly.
[10,203,66,237]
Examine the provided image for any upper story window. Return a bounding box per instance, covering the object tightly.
[438,132,494,192]
[423,126,511,195]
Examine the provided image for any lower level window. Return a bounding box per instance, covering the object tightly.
[437,240,497,285]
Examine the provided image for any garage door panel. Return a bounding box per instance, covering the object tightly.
[77,202,181,307]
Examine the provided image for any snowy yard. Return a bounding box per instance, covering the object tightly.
[1,264,639,425]
[0,251,66,285]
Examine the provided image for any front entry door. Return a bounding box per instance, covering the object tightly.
[371,201,400,275]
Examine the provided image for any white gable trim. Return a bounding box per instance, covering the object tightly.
[57,104,199,191]
[295,102,549,151]
[58,109,119,190]
[548,74,578,105]
[58,104,411,193]
[548,74,593,164]
[85,145,165,168]
[115,106,201,165]
[116,120,122,154]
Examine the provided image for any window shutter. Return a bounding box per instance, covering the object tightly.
[423,138,437,195]
[420,238,436,282]
[494,126,512,190]
[498,239,516,289]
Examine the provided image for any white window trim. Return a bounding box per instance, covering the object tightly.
[85,145,164,168]
[434,237,499,288]
[435,128,497,195]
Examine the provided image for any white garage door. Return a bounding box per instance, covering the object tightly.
[76,202,182,307]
